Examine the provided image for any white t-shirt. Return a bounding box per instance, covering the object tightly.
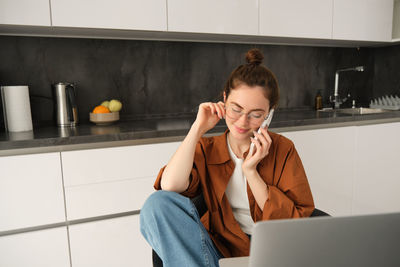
[225,136,255,235]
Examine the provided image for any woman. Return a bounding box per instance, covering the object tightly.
[140,48,314,267]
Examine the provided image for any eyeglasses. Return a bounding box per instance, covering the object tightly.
[225,104,267,125]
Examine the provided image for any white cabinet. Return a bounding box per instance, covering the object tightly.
[61,142,180,220]
[167,0,258,35]
[353,122,400,215]
[62,142,180,187]
[69,215,151,267]
[0,0,51,26]
[280,122,400,216]
[332,0,394,42]
[0,227,70,267]
[280,127,356,216]
[259,0,333,39]
[0,153,66,232]
[50,0,167,31]
[64,177,155,220]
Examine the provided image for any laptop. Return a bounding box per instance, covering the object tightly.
[219,212,400,267]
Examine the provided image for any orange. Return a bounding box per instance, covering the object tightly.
[92,105,111,113]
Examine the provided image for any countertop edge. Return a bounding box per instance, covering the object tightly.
[1,117,399,157]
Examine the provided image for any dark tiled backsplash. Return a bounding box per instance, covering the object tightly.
[0,36,398,127]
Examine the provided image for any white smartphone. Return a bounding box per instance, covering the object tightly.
[249,109,275,156]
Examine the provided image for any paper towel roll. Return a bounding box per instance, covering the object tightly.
[1,85,33,132]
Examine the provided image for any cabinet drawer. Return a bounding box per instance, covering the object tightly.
[65,176,155,220]
[0,227,70,267]
[61,142,180,187]
[0,152,66,231]
[69,215,151,267]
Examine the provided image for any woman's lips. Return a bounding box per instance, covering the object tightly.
[234,125,249,134]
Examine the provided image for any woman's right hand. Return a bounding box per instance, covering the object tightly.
[193,101,225,135]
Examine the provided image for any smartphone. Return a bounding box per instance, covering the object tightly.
[249,109,275,156]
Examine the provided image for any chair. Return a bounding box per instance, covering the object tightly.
[152,193,329,267]
[310,208,330,217]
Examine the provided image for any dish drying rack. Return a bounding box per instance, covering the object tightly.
[369,95,400,110]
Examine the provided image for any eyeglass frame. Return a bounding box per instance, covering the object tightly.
[224,103,269,125]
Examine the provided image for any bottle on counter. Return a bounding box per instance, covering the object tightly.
[315,90,323,110]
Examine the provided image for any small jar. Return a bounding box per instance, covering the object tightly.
[315,91,323,110]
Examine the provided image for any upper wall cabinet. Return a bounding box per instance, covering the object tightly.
[259,0,333,39]
[167,0,258,35]
[332,0,394,42]
[50,0,167,31]
[0,0,51,26]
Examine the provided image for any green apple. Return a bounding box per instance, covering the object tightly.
[109,99,122,112]
[100,100,110,108]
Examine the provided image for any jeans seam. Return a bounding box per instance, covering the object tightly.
[190,199,211,267]
[199,219,210,267]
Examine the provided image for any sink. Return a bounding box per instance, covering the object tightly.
[318,107,390,115]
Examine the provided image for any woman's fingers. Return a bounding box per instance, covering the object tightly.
[251,137,262,154]
[208,103,216,116]
[260,127,272,147]
[252,128,272,156]
[211,103,221,119]
[216,101,226,118]
[204,102,225,119]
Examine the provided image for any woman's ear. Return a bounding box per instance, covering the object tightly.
[223,92,226,103]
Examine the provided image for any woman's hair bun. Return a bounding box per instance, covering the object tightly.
[245,48,264,65]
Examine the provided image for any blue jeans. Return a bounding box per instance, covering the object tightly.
[140,190,222,267]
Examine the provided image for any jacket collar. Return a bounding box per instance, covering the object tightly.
[206,129,232,165]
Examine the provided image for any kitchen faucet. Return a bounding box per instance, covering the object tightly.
[330,66,364,109]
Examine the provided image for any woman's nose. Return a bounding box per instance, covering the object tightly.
[237,113,250,125]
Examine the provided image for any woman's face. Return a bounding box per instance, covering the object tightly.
[224,84,271,142]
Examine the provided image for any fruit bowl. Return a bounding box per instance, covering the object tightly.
[89,112,119,125]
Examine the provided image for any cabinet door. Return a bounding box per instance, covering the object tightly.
[69,215,151,267]
[61,142,180,220]
[332,0,393,41]
[0,153,66,232]
[168,0,258,35]
[353,122,400,215]
[280,126,356,216]
[0,0,51,26]
[0,227,70,267]
[51,0,167,31]
[259,0,333,39]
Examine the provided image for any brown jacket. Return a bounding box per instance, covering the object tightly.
[154,130,314,257]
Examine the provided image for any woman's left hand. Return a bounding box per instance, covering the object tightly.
[242,127,272,174]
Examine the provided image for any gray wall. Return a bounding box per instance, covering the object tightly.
[0,36,398,127]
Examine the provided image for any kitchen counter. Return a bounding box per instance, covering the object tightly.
[1,108,400,156]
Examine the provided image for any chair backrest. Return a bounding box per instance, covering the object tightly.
[310,208,330,217]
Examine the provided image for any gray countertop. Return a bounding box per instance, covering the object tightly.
[1,108,400,156]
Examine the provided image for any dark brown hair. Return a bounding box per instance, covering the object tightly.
[223,48,279,109]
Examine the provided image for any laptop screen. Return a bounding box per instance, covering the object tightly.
[249,213,400,267]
